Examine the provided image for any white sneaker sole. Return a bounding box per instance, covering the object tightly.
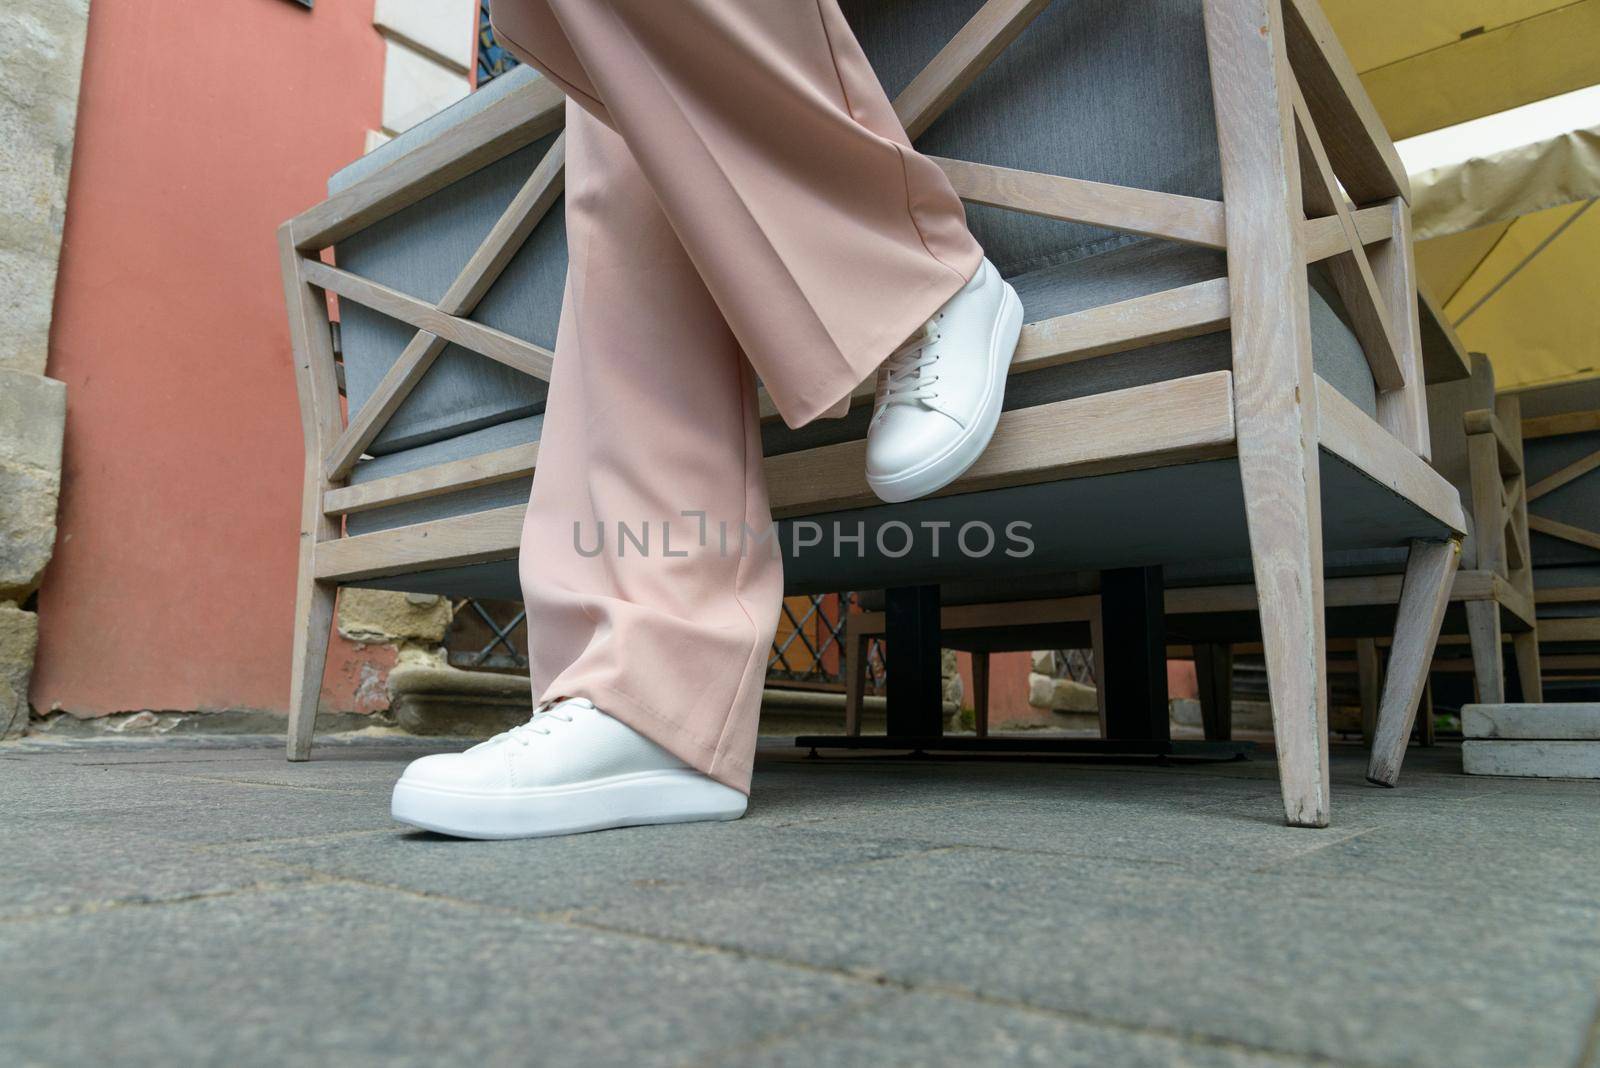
[390,769,748,840]
[866,281,1023,504]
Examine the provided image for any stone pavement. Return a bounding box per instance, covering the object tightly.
[3,734,1599,1067]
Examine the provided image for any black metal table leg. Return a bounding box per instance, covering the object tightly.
[884,584,943,737]
[1099,566,1170,743]
[796,570,1252,761]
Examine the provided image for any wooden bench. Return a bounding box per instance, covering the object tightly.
[279,0,1465,826]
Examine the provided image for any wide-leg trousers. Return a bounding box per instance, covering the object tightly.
[494,0,983,792]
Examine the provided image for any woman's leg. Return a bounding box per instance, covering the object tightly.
[519,103,784,795]
[391,102,781,836]
[490,0,984,427]
[390,4,1022,837]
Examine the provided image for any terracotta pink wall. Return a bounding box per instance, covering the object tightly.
[33,0,388,717]
[954,652,1035,726]
[1169,659,1198,700]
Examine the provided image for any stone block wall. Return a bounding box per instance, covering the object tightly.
[0,0,89,737]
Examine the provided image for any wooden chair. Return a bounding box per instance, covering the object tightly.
[278,0,1463,827]
[1511,379,1600,693]
[1172,345,1541,739]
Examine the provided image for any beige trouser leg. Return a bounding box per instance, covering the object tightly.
[492,0,982,425]
[496,0,982,791]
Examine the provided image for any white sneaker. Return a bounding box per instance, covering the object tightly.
[390,697,747,840]
[865,258,1022,503]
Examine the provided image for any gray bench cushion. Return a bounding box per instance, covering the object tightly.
[345,414,541,538]
[841,0,1220,279]
[330,68,564,456]
[329,137,566,455]
[345,235,1374,541]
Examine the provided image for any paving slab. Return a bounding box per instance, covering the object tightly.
[577,846,1600,1068]
[0,882,887,1068]
[713,990,1320,1068]
[0,732,444,765]
[3,821,307,917]
[1245,795,1600,911]
[95,746,451,793]
[4,736,1598,1068]
[0,735,451,811]
[764,744,1513,806]
[242,821,943,914]
[0,757,248,812]
[11,774,403,844]
[766,791,1375,871]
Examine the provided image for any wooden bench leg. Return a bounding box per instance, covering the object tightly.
[1465,599,1506,704]
[1512,629,1543,702]
[1368,539,1460,786]
[972,650,990,738]
[1355,638,1381,746]
[1246,500,1331,827]
[287,578,336,761]
[1194,643,1233,742]
[1204,0,1334,826]
[280,227,344,763]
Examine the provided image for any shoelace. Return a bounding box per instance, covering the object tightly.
[502,696,595,747]
[875,313,945,412]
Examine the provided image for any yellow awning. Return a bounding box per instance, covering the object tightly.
[1420,200,1600,391]
[1409,116,1600,241]
[1328,0,1600,139]
[1323,0,1600,391]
